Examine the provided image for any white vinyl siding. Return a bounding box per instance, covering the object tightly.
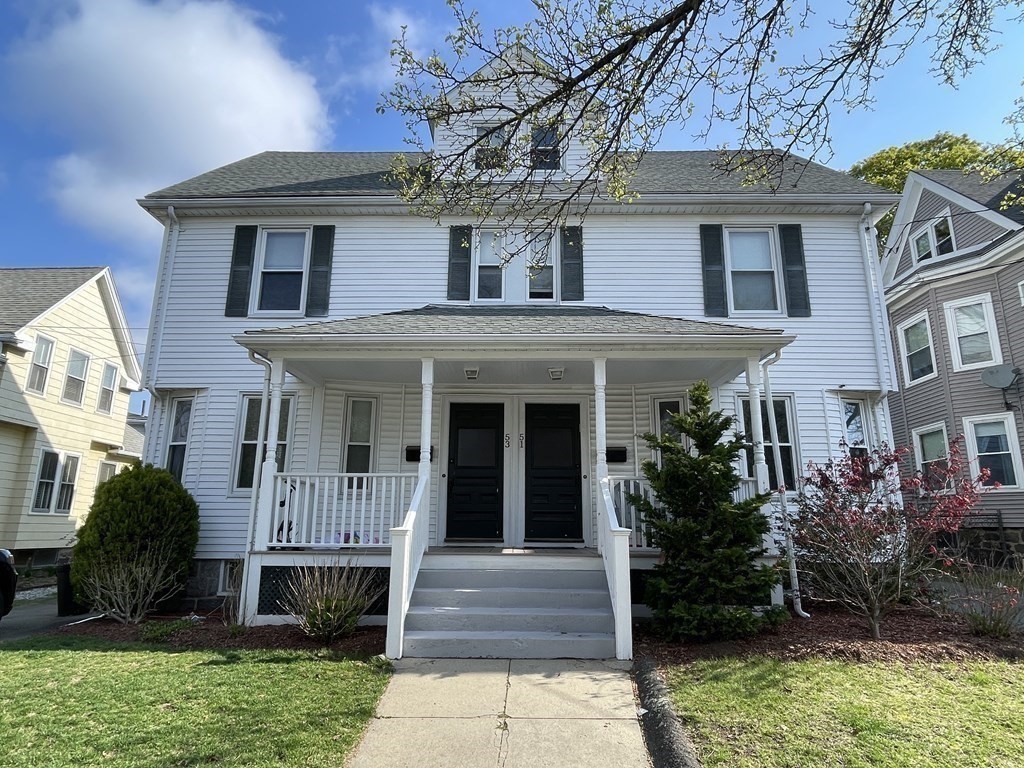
[963,413,1023,489]
[61,348,90,406]
[27,335,55,395]
[943,293,1002,372]
[896,311,937,386]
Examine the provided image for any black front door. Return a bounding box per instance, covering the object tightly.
[524,404,583,541]
[446,403,504,540]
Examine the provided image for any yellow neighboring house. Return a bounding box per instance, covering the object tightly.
[0,267,142,565]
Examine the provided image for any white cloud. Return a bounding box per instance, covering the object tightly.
[7,0,331,248]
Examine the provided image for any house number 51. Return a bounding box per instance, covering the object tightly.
[519,434,525,448]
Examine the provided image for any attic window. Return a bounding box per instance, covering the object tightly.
[911,212,955,264]
[474,126,507,170]
[530,124,560,170]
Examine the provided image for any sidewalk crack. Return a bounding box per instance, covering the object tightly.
[496,659,512,767]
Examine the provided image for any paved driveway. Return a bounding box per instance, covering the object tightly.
[0,591,93,643]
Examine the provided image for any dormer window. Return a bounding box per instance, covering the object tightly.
[530,124,561,170]
[474,126,508,170]
[911,212,955,264]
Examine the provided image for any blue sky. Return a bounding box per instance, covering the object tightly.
[0,0,1019,358]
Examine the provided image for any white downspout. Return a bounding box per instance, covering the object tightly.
[762,351,810,619]
[145,206,180,398]
[859,202,894,444]
[238,350,272,622]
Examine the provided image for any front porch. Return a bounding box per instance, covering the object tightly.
[234,305,792,660]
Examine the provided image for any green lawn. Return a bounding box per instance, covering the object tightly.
[667,657,1024,768]
[0,635,390,768]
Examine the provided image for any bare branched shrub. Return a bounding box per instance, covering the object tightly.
[278,560,386,645]
[221,557,244,628]
[79,541,181,625]
[944,565,1024,638]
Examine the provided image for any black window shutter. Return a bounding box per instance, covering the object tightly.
[779,224,811,317]
[560,226,584,301]
[447,225,472,301]
[225,226,257,317]
[305,225,335,317]
[700,224,727,317]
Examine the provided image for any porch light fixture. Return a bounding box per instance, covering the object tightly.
[464,367,480,380]
[547,367,564,381]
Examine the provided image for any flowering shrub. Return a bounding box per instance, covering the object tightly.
[792,440,988,639]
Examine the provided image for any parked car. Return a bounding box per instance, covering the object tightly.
[0,549,16,621]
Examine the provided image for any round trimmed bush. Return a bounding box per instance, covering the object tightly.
[72,463,200,604]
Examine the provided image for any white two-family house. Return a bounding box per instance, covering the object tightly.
[139,64,898,660]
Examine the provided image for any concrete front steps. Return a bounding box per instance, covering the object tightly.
[403,565,616,659]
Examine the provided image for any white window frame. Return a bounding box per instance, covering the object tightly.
[737,394,799,491]
[652,395,689,462]
[27,334,55,396]
[232,393,295,494]
[97,461,118,487]
[96,362,119,414]
[895,310,938,387]
[342,396,378,476]
[525,231,559,303]
[839,396,873,457]
[166,396,194,483]
[530,123,562,171]
[61,347,91,406]
[472,229,507,302]
[909,209,956,266]
[943,293,1002,372]
[963,412,1024,490]
[250,227,312,316]
[217,559,244,596]
[1018,280,1024,307]
[723,227,785,316]
[31,449,80,515]
[911,421,949,486]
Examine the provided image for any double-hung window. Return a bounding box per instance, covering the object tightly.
[255,229,310,312]
[911,212,955,264]
[97,363,118,414]
[840,397,871,461]
[97,461,118,486]
[530,124,561,170]
[739,396,798,490]
[896,311,936,385]
[235,395,292,491]
[964,413,1023,488]
[912,422,949,487]
[526,232,555,300]
[27,335,54,395]
[61,348,90,405]
[943,294,1002,371]
[32,450,80,514]
[474,126,508,170]
[344,398,377,475]
[725,229,781,313]
[475,230,505,300]
[166,397,194,482]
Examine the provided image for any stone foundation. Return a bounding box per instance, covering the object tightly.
[954,526,1024,567]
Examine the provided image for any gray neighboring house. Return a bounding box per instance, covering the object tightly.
[882,170,1024,558]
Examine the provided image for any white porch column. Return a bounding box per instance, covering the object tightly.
[594,358,609,481]
[746,357,770,494]
[419,358,434,480]
[255,358,286,548]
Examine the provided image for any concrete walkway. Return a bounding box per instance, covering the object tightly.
[347,658,652,768]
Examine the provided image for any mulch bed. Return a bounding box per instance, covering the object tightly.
[635,603,1024,665]
[56,613,387,656]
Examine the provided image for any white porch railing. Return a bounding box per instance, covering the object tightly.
[385,474,431,659]
[597,478,633,660]
[267,473,417,549]
[609,476,761,549]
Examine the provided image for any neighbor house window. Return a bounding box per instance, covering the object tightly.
[912,422,949,486]
[526,232,556,300]
[896,312,936,385]
[1018,280,1024,307]
[475,230,505,300]
[255,229,310,312]
[964,413,1022,488]
[911,212,955,264]
[943,294,1002,372]
[96,363,118,414]
[166,397,194,482]
[32,450,80,514]
[740,396,798,490]
[61,348,90,405]
[97,461,117,486]
[725,229,782,313]
[530,124,560,170]
[27,335,55,395]
[235,395,292,490]
[474,125,508,170]
[344,398,377,474]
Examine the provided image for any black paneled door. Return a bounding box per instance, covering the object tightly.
[445,403,504,540]
[524,404,583,541]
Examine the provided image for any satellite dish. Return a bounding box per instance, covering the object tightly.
[981,364,1021,390]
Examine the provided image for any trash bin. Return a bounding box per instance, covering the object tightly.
[56,562,89,617]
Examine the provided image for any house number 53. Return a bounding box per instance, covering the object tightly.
[504,433,511,448]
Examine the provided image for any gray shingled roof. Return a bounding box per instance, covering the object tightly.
[246,305,782,338]
[918,170,1024,225]
[0,267,105,334]
[121,417,146,457]
[146,150,889,200]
